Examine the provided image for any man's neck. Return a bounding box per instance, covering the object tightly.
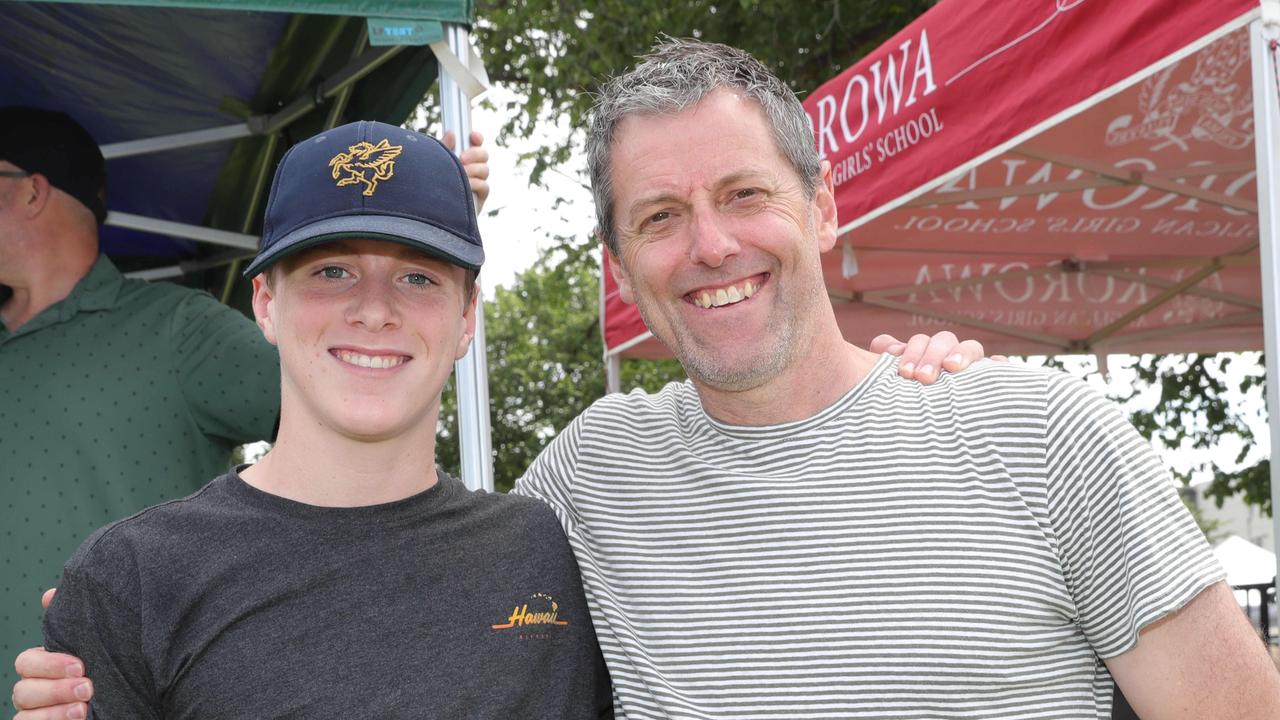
[1,247,98,332]
[693,333,880,427]
[242,415,441,508]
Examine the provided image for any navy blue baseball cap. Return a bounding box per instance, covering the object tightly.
[244,120,483,278]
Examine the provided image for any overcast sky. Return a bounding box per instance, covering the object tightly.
[468,84,597,292]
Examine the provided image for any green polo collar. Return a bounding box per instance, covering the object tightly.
[0,255,124,342]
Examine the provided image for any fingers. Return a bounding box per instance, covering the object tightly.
[459,140,490,212]
[439,130,490,210]
[440,130,485,153]
[12,680,90,719]
[10,666,91,712]
[895,333,934,381]
[14,649,83,683]
[879,332,994,383]
[41,588,56,610]
[12,647,91,718]
[940,339,986,374]
[867,334,905,355]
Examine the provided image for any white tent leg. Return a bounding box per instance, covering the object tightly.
[441,23,494,493]
[606,354,622,394]
[1249,12,1280,613]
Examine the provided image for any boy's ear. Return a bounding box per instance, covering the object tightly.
[454,282,479,360]
[251,274,279,346]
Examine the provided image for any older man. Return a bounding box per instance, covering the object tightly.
[507,40,1279,718]
[0,108,281,683]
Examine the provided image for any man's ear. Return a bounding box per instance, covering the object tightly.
[251,274,279,346]
[454,282,480,360]
[813,159,838,253]
[603,234,636,305]
[22,173,53,219]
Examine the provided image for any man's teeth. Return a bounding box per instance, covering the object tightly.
[337,351,407,369]
[694,280,756,309]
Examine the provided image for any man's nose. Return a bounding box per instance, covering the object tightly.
[687,207,740,268]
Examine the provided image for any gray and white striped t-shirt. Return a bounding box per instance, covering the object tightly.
[514,355,1223,719]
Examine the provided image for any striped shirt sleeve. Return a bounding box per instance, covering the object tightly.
[1043,371,1224,658]
[512,406,588,536]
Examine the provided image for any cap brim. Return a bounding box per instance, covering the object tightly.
[243,213,484,278]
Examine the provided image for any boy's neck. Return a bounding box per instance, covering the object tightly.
[241,416,441,508]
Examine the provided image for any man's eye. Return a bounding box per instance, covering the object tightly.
[734,188,757,200]
[320,266,348,279]
[404,273,432,286]
[649,211,670,224]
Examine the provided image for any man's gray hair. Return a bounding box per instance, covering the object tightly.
[587,38,823,254]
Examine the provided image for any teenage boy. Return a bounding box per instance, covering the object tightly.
[35,120,613,718]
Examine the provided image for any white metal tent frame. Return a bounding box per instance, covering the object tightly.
[1249,4,1280,598]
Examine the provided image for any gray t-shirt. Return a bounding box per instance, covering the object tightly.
[45,469,613,719]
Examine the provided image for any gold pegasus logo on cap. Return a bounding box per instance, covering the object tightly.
[328,138,403,196]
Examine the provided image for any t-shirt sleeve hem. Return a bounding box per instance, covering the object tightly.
[1092,569,1228,660]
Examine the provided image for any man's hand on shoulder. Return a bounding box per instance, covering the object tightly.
[11,589,91,720]
[870,331,1002,384]
[441,130,490,212]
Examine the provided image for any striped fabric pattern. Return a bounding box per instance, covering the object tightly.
[515,356,1223,719]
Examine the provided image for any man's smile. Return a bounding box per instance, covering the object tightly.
[685,273,768,309]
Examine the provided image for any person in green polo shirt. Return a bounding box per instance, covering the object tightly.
[0,107,284,686]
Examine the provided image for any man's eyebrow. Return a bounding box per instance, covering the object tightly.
[716,168,773,190]
[625,192,685,223]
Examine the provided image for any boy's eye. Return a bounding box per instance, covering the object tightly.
[405,273,431,286]
[320,266,348,279]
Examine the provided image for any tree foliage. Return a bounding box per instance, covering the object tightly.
[1123,353,1270,516]
[474,0,937,183]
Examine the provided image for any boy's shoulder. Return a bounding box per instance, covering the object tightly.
[64,475,228,578]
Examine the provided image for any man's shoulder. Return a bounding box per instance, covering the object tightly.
[579,378,694,425]
[455,480,563,529]
[911,358,1063,400]
[114,276,226,316]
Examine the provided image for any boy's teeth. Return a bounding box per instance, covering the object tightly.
[693,280,757,309]
[339,351,405,369]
